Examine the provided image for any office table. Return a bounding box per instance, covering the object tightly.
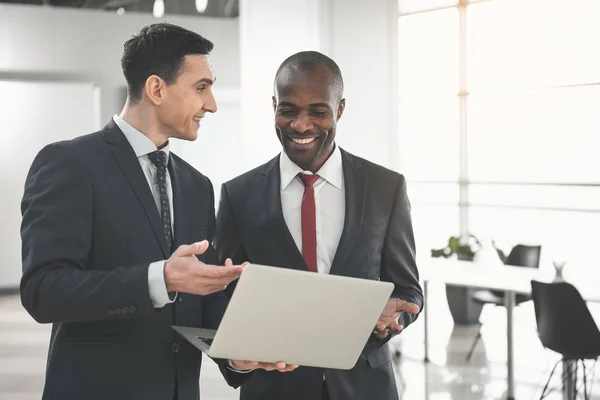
[420,258,600,400]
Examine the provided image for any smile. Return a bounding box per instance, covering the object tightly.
[290,137,317,145]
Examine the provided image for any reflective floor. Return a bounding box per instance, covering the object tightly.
[1,281,598,399]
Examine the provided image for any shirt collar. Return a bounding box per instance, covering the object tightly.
[112,115,170,160]
[279,144,343,191]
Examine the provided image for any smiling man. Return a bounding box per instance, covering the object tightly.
[214,51,423,400]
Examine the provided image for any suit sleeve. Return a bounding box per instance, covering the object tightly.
[201,178,252,388]
[20,143,155,324]
[381,175,423,329]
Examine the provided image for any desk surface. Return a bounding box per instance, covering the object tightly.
[420,258,600,303]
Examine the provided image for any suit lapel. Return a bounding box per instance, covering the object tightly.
[101,120,170,258]
[260,156,307,270]
[329,150,367,276]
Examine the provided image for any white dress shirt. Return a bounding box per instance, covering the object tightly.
[280,145,345,275]
[112,115,176,308]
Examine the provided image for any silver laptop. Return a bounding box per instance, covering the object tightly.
[173,263,394,370]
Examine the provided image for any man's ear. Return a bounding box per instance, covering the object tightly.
[145,75,166,105]
[272,96,277,112]
[337,99,346,120]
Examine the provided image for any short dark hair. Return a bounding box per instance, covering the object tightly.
[274,51,344,101]
[121,23,214,102]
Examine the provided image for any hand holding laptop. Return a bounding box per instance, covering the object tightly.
[372,298,420,339]
[231,360,299,372]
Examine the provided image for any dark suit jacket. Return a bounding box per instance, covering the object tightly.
[20,120,250,400]
[214,148,423,400]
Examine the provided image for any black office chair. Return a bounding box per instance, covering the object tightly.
[465,244,542,361]
[531,280,600,400]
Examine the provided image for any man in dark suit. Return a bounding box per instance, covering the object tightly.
[20,23,294,400]
[214,51,423,400]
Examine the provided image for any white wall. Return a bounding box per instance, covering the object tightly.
[0,3,240,123]
[0,81,100,289]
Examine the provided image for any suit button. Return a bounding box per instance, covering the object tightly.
[107,309,114,315]
[121,307,129,314]
[114,308,122,314]
[171,343,179,352]
[129,305,136,313]
[177,296,183,303]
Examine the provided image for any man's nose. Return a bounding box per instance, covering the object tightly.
[203,91,217,113]
[290,113,313,133]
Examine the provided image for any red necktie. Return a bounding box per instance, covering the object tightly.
[298,173,320,273]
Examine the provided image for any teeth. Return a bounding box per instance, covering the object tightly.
[291,137,316,145]
[193,116,201,121]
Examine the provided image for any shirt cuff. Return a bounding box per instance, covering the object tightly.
[227,359,254,373]
[148,261,178,308]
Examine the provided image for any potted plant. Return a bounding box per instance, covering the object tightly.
[431,234,480,261]
[431,234,505,325]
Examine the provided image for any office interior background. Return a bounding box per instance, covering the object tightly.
[1,0,599,398]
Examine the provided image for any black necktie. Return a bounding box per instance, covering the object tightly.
[147,150,173,251]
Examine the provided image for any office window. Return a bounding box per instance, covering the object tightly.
[398,97,460,181]
[467,0,600,91]
[398,8,458,95]
[398,0,600,273]
[408,182,460,259]
[468,86,600,183]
